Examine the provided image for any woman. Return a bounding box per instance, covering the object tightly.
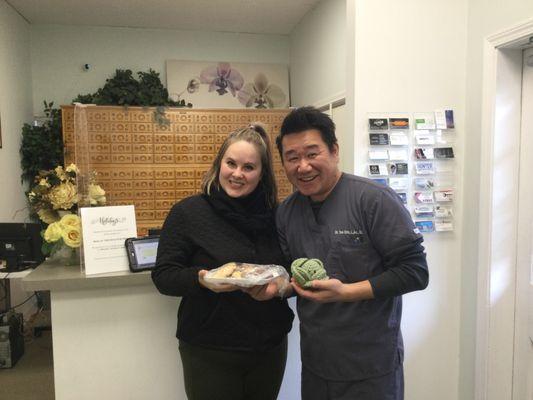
[152,124,294,400]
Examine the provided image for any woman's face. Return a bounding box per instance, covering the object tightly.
[219,140,263,198]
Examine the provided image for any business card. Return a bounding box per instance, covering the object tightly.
[414,148,435,160]
[415,162,435,175]
[389,117,410,129]
[415,220,435,233]
[368,163,388,176]
[434,189,453,202]
[414,191,434,204]
[369,150,389,160]
[414,112,436,130]
[434,147,455,159]
[369,133,390,145]
[389,177,409,191]
[390,132,408,146]
[369,118,389,130]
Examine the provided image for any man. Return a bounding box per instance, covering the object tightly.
[273,107,428,400]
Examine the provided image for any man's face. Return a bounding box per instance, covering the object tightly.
[281,129,341,202]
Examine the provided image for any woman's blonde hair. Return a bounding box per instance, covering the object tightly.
[201,123,278,208]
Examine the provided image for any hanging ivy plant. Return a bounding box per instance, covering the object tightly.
[20,101,64,185]
[72,69,191,124]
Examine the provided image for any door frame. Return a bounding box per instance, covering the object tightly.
[477,18,533,400]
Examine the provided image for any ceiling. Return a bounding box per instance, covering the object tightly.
[7,0,321,35]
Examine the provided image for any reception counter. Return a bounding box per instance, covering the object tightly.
[23,261,300,400]
[23,260,186,400]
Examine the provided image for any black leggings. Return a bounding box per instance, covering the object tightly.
[178,338,288,400]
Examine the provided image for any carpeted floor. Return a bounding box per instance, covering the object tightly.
[0,330,54,399]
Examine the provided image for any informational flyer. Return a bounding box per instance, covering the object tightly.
[80,205,137,275]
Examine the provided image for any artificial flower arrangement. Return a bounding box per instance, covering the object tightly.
[27,163,106,257]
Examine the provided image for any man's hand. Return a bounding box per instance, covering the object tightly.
[198,270,239,293]
[243,277,293,301]
[291,278,374,303]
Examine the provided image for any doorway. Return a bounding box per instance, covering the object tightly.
[516,46,533,400]
[477,20,533,400]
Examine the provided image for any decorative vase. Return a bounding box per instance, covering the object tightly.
[50,244,80,266]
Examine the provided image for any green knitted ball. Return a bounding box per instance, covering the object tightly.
[291,258,328,288]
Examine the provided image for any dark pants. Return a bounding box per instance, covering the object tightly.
[302,364,404,400]
[178,338,288,400]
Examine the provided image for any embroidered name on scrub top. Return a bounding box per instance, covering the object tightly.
[333,228,365,243]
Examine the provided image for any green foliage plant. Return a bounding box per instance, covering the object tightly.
[72,69,192,125]
[20,101,64,185]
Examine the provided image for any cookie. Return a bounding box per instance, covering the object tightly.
[212,262,237,278]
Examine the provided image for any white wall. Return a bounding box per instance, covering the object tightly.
[0,0,33,222]
[351,1,467,400]
[289,0,346,106]
[463,2,533,400]
[0,0,40,323]
[30,25,289,114]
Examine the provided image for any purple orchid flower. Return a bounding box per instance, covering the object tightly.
[200,62,244,96]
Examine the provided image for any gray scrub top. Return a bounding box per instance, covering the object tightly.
[277,173,423,381]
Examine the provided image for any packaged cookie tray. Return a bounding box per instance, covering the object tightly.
[204,262,289,288]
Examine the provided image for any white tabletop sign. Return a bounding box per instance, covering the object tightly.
[80,205,137,275]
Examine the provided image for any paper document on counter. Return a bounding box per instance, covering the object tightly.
[80,205,137,275]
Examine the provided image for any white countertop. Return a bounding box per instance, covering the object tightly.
[22,259,152,291]
[0,269,32,279]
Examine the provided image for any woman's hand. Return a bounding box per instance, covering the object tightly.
[198,270,239,293]
[243,277,293,301]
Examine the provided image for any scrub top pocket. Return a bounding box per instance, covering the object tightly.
[327,238,370,283]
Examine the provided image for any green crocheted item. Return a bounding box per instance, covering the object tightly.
[291,258,328,288]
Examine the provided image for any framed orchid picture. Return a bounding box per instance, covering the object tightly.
[166,60,289,109]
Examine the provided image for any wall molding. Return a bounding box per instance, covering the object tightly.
[312,91,347,112]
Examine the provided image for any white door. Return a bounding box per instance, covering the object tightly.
[514,46,533,400]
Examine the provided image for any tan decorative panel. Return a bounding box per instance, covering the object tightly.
[62,106,292,234]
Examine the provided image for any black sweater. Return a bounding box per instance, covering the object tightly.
[152,195,294,352]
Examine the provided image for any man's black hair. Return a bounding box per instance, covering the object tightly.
[276,106,337,159]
